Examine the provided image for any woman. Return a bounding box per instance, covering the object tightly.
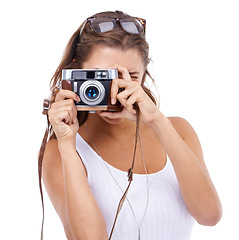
[40,10,222,240]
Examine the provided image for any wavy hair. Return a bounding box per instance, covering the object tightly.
[49,10,158,133]
[39,10,159,239]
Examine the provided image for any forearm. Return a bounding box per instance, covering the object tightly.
[58,143,108,240]
[148,112,222,225]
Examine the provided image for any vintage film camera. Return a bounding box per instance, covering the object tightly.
[61,69,122,112]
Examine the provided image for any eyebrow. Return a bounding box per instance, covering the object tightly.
[129,71,139,75]
[94,68,139,76]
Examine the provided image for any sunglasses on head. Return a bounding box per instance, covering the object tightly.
[79,16,146,36]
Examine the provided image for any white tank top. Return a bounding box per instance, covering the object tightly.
[76,133,195,240]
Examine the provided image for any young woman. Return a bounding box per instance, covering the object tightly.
[40,10,222,240]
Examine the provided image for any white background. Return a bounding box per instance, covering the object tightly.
[0,0,238,239]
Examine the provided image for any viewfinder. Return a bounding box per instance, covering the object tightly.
[95,71,108,79]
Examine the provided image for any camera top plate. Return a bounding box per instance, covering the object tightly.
[62,69,118,81]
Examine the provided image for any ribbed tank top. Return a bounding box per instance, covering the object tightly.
[76,133,195,240]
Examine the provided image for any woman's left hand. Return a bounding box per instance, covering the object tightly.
[99,65,160,124]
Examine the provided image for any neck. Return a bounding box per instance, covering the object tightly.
[85,113,138,140]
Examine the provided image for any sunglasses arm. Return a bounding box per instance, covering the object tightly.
[79,19,89,36]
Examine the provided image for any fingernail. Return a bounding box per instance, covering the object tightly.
[111,98,116,105]
[76,96,81,102]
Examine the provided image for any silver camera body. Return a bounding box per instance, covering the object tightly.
[61,69,121,111]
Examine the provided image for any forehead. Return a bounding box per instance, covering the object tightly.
[82,47,144,71]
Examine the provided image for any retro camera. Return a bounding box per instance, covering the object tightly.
[61,69,122,112]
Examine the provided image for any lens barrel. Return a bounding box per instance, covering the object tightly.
[79,80,105,105]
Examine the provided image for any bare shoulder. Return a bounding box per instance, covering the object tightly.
[168,116,205,163]
[168,116,195,140]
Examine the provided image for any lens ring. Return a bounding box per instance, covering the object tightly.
[79,80,105,106]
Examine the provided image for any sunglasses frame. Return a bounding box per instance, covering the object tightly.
[79,16,146,36]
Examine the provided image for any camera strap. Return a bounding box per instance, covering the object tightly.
[38,90,140,240]
[108,103,140,240]
[38,116,49,240]
[38,86,60,240]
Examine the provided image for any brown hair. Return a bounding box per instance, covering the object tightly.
[39,11,158,238]
[49,10,158,135]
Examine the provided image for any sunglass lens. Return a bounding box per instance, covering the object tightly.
[120,18,144,34]
[91,18,115,33]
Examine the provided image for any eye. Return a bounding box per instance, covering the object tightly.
[130,75,138,80]
[129,71,139,80]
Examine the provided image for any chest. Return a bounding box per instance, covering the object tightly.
[91,134,167,174]
[76,132,195,239]
[86,158,194,239]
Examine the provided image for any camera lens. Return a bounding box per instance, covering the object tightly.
[86,86,99,99]
[79,80,105,106]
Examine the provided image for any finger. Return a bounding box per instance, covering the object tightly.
[111,79,135,105]
[110,64,131,81]
[120,95,136,114]
[126,92,144,109]
[51,98,75,108]
[111,78,120,105]
[64,110,71,124]
[55,89,80,102]
[64,105,75,124]
[50,100,77,124]
[50,108,71,125]
[117,86,136,102]
[51,99,77,121]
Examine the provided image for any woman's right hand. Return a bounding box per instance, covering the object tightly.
[48,90,80,145]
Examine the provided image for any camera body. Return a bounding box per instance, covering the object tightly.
[61,69,122,112]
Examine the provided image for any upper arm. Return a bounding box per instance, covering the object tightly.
[168,116,206,167]
[42,139,66,223]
